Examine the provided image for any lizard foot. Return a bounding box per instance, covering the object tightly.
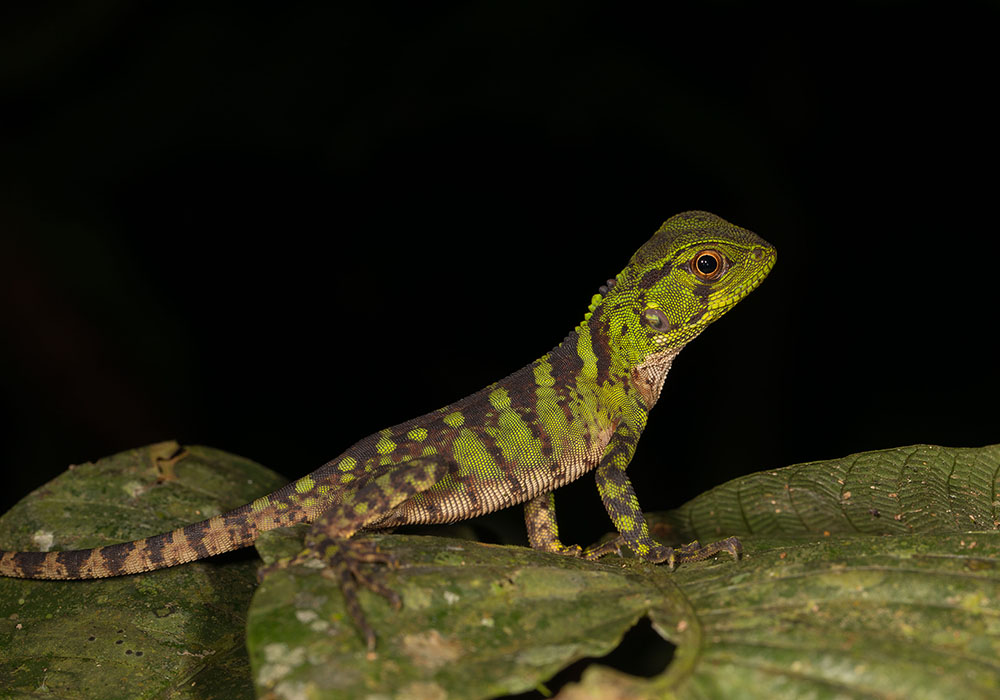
[647,536,743,569]
[672,536,742,565]
[581,537,624,561]
[260,536,400,651]
[313,536,401,651]
[579,535,741,568]
[320,537,402,651]
[538,542,585,558]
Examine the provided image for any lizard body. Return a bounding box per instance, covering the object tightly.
[0,211,775,648]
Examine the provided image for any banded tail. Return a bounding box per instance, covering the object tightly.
[0,480,313,580]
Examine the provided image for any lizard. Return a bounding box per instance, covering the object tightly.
[0,210,775,650]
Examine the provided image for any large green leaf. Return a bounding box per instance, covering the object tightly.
[0,442,287,700]
[3,443,1000,698]
[247,444,1000,699]
[248,529,663,698]
[665,443,1000,539]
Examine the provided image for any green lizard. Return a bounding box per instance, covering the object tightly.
[0,211,775,649]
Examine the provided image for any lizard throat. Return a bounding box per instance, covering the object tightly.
[632,346,680,408]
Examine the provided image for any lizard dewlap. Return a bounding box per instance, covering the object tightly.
[0,211,776,650]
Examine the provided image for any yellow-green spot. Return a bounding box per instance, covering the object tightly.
[490,407,544,467]
[489,387,511,411]
[616,514,637,532]
[251,496,271,512]
[407,428,428,442]
[534,359,568,456]
[421,445,438,457]
[576,330,599,380]
[294,476,315,494]
[316,485,331,496]
[444,411,465,428]
[376,435,397,455]
[338,457,357,472]
[533,357,555,388]
[340,473,355,484]
[354,502,369,515]
[300,497,318,510]
[453,428,500,478]
[602,382,629,417]
[604,479,625,500]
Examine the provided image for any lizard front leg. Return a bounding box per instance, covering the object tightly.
[590,430,741,567]
[278,457,452,650]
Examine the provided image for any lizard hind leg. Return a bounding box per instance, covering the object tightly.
[292,457,452,650]
[523,492,583,557]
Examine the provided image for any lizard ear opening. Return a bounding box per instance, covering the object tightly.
[641,307,674,332]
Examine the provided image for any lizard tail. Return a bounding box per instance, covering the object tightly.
[0,488,310,580]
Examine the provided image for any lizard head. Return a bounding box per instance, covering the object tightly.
[589,211,776,368]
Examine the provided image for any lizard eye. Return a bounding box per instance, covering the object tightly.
[642,307,673,332]
[690,250,725,281]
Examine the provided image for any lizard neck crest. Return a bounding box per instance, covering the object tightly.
[578,211,776,391]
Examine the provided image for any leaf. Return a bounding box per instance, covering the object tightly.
[247,444,1000,700]
[562,531,1000,699]
[248,531,662,699]
[0,441,287,700]
[665,443,1000,540]
[5,443,1000,698]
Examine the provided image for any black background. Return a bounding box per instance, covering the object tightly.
[2,2,998,547]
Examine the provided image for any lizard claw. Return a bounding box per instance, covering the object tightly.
[581,536,624,561]
[315,538,402,650]
[645,536,743,568]
[310,536,403,650]
[315,538,402,609]
[577,534,742,568]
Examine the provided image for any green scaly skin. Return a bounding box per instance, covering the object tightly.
[0,211,775,649]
